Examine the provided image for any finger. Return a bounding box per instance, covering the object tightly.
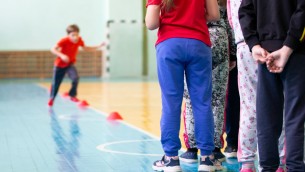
[259,58,266,64]
[266,55,273,61]
[261,49,268,58]
[270,67,283,73]
[268,66,275,71]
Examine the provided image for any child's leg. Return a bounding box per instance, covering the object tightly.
[225,65,240,148]
[236,43,258,164]
[282,53,305,171]
[209,26,229,149]
[211,62,229,149]
[183,78,197,149]
[185,39,214,156]
[156,38,186,156]
[183,62,229,150]
[50,67,67,99]
[256,64,284,171]
[182,26,229,152]
[237,43,257,169]
[66,65,79,97]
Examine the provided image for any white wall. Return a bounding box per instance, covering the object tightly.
[0,0,108,50]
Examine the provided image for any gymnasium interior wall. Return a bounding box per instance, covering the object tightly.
[0,0,158,79]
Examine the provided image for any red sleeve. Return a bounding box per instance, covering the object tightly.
[146,0,162,8]
[79,37,85,47]
[57,38,66,47]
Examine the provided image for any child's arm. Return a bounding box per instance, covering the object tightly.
[238,0,259,51]
[283,0,305,51]
[51,45,69,63]
[82,42,105,52]
[205,0,220,22]
[239,0,268,64]
[145,2,161,30]
[266,0,305,73]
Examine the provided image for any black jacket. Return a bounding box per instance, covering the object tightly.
[238,0,305,52]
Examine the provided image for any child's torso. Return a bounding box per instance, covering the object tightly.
[55,37,83,67]
[157,0,211,46]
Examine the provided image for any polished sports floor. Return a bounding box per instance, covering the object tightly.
[0,78,242,172]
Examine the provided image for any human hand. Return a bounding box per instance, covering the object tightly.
[266,46,293,73]
[229,61,236,71]
[61,54,69,63]
[251,45,269,64]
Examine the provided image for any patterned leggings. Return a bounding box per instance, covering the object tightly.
[183,26,229,149]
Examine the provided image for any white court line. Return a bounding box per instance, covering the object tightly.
[37,83,187,152]
[36,84,160,140]
[58,114,104,121]
[81,101,187,152]
[89,107,160,140]
[96,139,163,156]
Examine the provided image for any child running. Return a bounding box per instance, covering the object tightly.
[180,0,236,167]
[48,24,104,107]
[145,0,219,171]
[239,0,305,171]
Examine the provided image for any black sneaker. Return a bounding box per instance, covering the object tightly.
[198,155,216,172]
[224,146,237,158]
[179,149,198,163]
[152,155,182,172]
[213,147,226,162]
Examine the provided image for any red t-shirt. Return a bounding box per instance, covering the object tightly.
[146,0,211,46]
[54,37,85,68]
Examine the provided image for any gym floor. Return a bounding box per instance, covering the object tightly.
[0,78,242,172]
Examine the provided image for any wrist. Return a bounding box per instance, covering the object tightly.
[282,46,293,57]
[252,44,261,51]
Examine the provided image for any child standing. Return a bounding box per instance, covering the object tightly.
[239,0,305,171]
[227,0,286,171]
[180,0,236,165]
[48,24,103,106]
[146,0,219,171]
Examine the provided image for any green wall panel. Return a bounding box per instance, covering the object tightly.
[108,23,143,77]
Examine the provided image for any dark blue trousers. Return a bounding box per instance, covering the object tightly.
[225,66,240,147]
[257,53,305,172]
[156,38,214,156]
[50,65,79,99]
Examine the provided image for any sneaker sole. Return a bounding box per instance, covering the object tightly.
[198,165,216,172]
[152,165,182,172]
[164,166,182,172]
[152,165,164,171]
[224,152,237,158]
[179,157,198,163]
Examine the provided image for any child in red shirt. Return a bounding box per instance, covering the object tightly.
[48,24,104,107]
[146,0,219,171]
